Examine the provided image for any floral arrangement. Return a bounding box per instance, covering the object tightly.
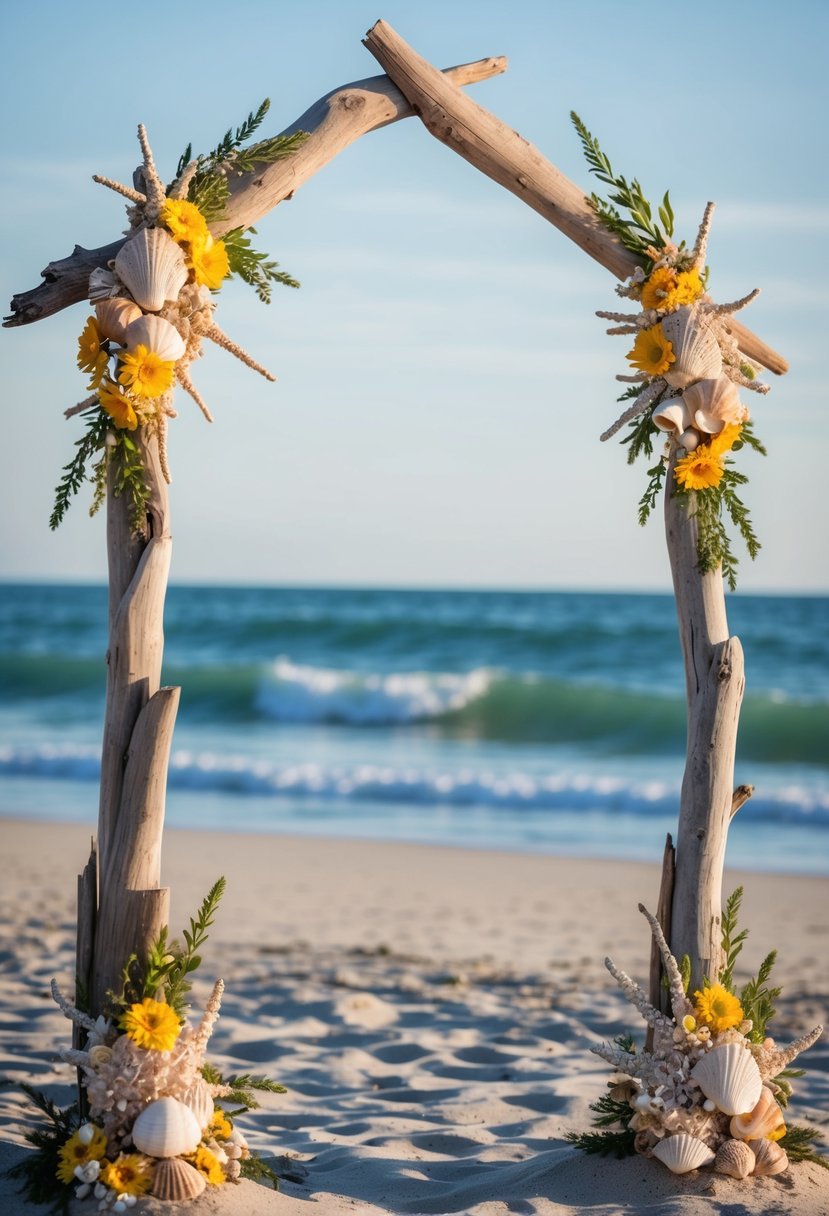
[571,114,769,590]
[9,879,286,1211]
[52,101,304,531]
[568,893,825,1178]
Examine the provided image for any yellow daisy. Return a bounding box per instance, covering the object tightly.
[160,198,210,248]
[98,379,137,431]
[674,442,724,491]
[693,983,744,1035]
[190,234,230,290]
[708,422,742,457]
[77,316,109,388]
[99,1153,154,1197]
[118,345,176,399]
[121,996,181,1052]
[627,323,675,377]
[192,1145,226,1185]
[56,1125,107,1184]
[642,266,704,312]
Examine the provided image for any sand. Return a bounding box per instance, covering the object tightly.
[0,819,827,1215]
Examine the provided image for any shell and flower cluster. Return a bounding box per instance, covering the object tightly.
[588,903,823,1180]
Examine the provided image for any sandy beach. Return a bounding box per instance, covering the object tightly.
[0,819,827,1214]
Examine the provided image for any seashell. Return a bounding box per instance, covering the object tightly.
[182,1078,215,1131]
[124,313,186,362]
[131,1096,201,1158]
[661,307,723,389]
[95,298,143,345]
[714,1138,755,1179]
[652,1132,715,1175]
[678,428,701,451]
[114,227,188,313]
[652,397,691,436]
[87,1045,113,1069]
[88,267,118,302]
[751,1137,788,1177]
[150,1156,207,1200]
[684,375,746,434]
[730,1085,785,1141]
[691,1042,763,1117]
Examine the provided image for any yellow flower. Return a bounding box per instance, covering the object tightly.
[121,996,181,1052]
[161,198,210,248]
[56,1125,107,1184]
[641,266,704,312]
[708,422,742,457]
[77,316,109,388]
[98,379,137,431]
[209,1109,233,1139]
[682,1014,697,1033]
[193,1145,226,1185]
[99,1153,154,1197]
[674,442,725,491]
[190,234,230,290]
[693,983,744,1035]
[118,345,176,399]
[627,324,675,377]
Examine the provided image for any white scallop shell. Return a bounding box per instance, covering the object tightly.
[182,1077,215,1131]
[652,398,691,436]
[751,1137,788,1177]
[114,227,188,313]
[652,1132,715,1174]
[730,1085,785,1141]
[150,1156,207,1200]
[661,307,723,389]
[95,298,143,345]
[683,376,745,434]
[678,428,701,451]
[124,313,186,362]
[714,1138,755,1179]
[691,1043,763,1117]
[131,1096,202,1158]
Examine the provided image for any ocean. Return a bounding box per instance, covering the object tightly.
[0,584,827,873]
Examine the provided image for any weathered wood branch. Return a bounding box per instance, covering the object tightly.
[363,19,787,376]
[3,58,505,328]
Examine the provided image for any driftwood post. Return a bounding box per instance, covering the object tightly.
[5,21,786,1012]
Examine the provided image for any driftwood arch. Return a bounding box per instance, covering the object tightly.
[5,20,786,1026]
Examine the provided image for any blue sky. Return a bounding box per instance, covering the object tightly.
[1,0,827,591]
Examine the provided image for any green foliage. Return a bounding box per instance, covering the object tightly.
[566,1090,637,1158]
[720,886,749,992]
[3,1083,79,1213]
[223,226,300,303]
[678,954,692,994]
[50,407,152,533]
[147,877,226,1016]
[772,1067,805,1109]
[240,1152,281,1188]
[637,459,667,527]
[201,1063,287,1112]
[678,448,763,592]
[740,950,781,1043]
[780,1124,829,1168]
[109,431,152,534]
[49,406,110,529]
[570,112,673,261]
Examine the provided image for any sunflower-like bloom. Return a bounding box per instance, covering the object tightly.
[118,345,176,399]
[192,1145,226,1185]
[641,266,704,312]
[160,198,210,248]
[708,422,742,457]
[77,317,109,388]
[56,1124,107,1184]
[693,982,744,1034]
[190,234,230,290]
[121,996,181,1052]
[627,324,675,377]
[98,379,138,431]
[674,442,725,491]
[99,1153,154,1197]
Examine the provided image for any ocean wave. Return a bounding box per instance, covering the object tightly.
[2,743,827,825]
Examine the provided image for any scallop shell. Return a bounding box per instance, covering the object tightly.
[131,1096,202,1158]
[751,1137,788,1177]
[652,398,691,436]
[95,298,143,345]
[691,1043,763,1117]
[124,313,186,362]
[683,376,746,433]
[114,227,188,313]
[661,307,723,389]
[730,1085,785,1141]
[714,1138,755,1179]
[183,1077,215,1131]
[652,1132,715,1174]
[150,1156,207,1200]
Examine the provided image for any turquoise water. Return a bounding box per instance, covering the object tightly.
[1,584,827,872]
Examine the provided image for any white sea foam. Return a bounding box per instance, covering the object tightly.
[254,658,492,724]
